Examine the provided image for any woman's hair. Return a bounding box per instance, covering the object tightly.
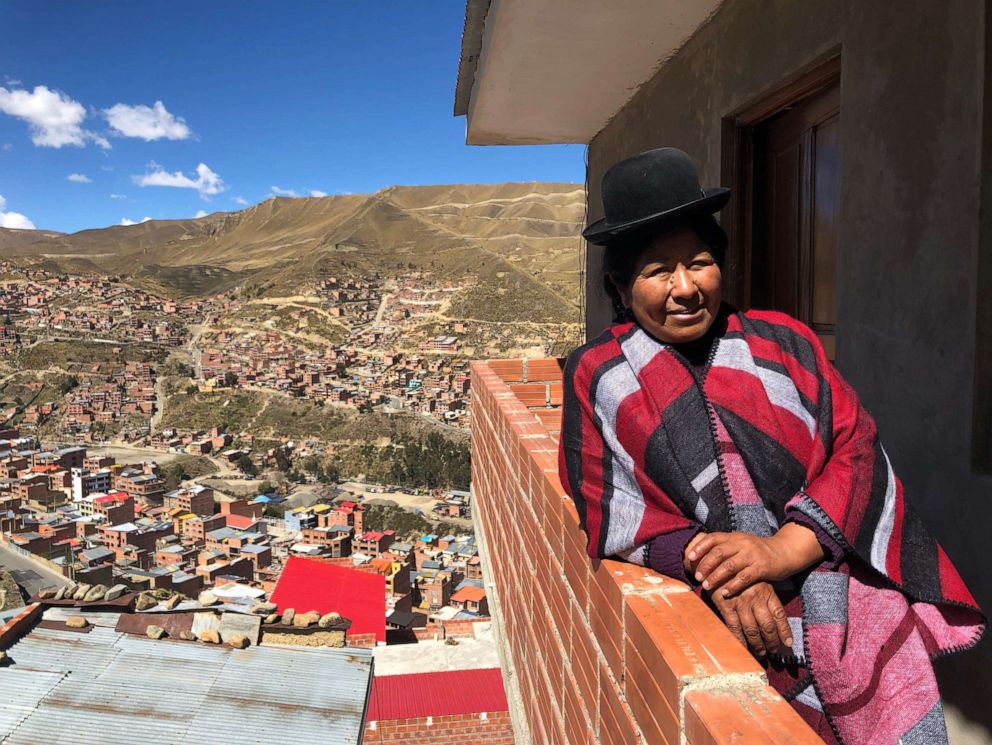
[601,215,727,321]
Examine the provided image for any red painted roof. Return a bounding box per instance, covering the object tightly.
[360,530,393,541]
[451,586,486,603]
[225,514,256,530]
[367,668,508,721]
[269,556,386,642]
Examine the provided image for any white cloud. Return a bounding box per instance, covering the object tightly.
[100,165,113,171]
[0,85,109,149]
[232,195,248,206]
[272,186,330,198]
[67,173,91,183]
[194,210,208,218]
[133,162,225,199]
[0,195,36,229]
[1,143,11,152]
[120,216,152,226]
[110,193,127,200]
[104,100,191,141]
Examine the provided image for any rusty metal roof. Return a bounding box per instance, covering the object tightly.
[0,615,373,744]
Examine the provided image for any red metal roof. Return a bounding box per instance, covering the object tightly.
[367,668,508,721]
[225,514,257,530]
[450,586,487,603]
[269,556,386,642]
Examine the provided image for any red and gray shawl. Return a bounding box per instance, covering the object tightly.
[559,307,985,745]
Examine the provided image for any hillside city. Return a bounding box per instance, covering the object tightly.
[0,245,575,623]
[0,160,583,740]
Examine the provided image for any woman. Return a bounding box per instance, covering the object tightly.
[559,147,985,744]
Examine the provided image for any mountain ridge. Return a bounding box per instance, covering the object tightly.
[0,182,585,318]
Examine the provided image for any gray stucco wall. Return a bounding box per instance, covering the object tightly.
[586,0,992,726]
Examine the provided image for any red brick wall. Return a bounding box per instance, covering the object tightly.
[411,617,489,641]
[348,632,378,648]
[363,711,514,745]
[470,359,822,745]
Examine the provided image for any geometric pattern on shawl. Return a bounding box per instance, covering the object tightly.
[559,307,985,745]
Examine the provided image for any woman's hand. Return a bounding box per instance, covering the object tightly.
[709,581,793,657]
[685,523,825,598]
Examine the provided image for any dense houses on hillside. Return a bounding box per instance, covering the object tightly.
[195,274,475,425]
[0,430,486,639]
[0,263,569,437]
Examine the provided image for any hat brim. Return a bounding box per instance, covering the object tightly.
[582,187,731,246]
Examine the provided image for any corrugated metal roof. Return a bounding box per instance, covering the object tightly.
[0,620,372,744]
[367,667,507,721]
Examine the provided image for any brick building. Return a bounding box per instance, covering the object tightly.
[163,485,214,516]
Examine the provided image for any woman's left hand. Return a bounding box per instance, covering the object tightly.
[685,524,825,598]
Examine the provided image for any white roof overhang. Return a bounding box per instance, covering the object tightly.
[454,0,725,145]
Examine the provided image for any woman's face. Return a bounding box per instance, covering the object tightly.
[618,227,722,344]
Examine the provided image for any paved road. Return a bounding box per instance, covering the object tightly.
[0,544,69,599]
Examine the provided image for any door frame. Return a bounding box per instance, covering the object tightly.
[720,53,842,311]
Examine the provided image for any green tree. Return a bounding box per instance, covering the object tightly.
[59,375,79,395]
[235,454,257,476]
[223,371,239,387]
[274,448,292,472]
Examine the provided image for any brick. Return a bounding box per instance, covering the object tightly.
[563,538,589,613]
[564,669,593,745]
[548,381,564,405]
[526,358,564,382]
[592,558,687,614]
[487,358,524,382]
[684,687,822,745]
[561,497,584,536]
[624,634,679,745]
[569,614,600,730]
[546,569,571,637]
[624,593,763,716]
[662,592,765,675]
[624,594,717,713]
[510,382,548,407]
[533,407,563,432]
[599,665,640,745]
[588,576,624,681]
[509,414,549,439]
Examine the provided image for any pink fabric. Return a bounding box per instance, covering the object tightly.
[806,565,943,744]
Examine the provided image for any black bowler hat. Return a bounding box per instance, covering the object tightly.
[583,147,730,246]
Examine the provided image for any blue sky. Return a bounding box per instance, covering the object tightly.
[0,2,584,233]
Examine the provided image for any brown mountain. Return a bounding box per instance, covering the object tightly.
[0,183,585,319]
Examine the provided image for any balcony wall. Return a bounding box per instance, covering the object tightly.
[470,358,821,744]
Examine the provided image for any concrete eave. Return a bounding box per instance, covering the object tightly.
[455,0,725,145]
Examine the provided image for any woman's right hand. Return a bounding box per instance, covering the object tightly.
[708,581,793,658]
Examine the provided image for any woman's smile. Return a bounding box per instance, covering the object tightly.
[665,306,705,323]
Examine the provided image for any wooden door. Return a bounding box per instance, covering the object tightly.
[751,83,840,358]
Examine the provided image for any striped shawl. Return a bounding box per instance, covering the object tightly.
[559,307,985,745]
